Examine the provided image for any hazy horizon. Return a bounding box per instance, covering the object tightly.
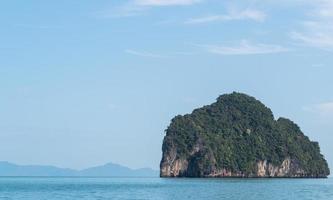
[0,0,332,172]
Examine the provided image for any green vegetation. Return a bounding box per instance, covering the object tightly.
[162,92,330,177]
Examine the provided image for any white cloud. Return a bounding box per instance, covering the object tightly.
[182,97,197,104]
[107,103,117,110]
[291,0,333,49]
[291,30,333,49]
[96,3,145,18]
[125,49,198,57]
[134,0,201,6]
[317,102,333,115]
[185,8,266,24]
[196,40,289,55]
[125,49,167,58]
[303,102,333,116]
[102,0,202,17]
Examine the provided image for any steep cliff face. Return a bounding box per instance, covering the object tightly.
[160,157,306,177]
[160,92,330,178]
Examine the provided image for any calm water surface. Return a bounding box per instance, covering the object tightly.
[0,177,332,200]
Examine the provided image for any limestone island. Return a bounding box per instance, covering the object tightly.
[160,92,330,178]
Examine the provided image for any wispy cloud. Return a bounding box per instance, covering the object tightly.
[107,103,117,110]
[291,23,333,50]
[316,102,333,116]
[196,40,289,55]
[125,49,198,58]
[101,0,202,18]
[185,8,266,24]
[97,3,145,18]
[291,0,333,50]
[303,102,333,117]
[134,0,202,6]
[125,49,168,58]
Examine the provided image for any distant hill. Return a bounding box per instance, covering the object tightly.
[0,161,76,176]
[0,161,158,177]
[78,163,158,177]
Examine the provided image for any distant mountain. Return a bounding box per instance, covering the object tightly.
[78,163,159,177]
[0,161,158,177]
[0,161,76,176]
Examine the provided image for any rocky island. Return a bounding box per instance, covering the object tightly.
[160,92,330,178]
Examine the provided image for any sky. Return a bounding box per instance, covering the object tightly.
[0,0,333,171]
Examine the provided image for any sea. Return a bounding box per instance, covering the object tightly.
[0,177,332,200]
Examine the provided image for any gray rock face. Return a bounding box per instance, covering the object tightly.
[160,138,306,178]
[160,137,328,178]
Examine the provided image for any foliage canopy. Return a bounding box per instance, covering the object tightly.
[163,92,330,176]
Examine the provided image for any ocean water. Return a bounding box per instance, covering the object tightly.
[0,177,332,200]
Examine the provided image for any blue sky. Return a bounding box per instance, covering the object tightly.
[0,0,333,170]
